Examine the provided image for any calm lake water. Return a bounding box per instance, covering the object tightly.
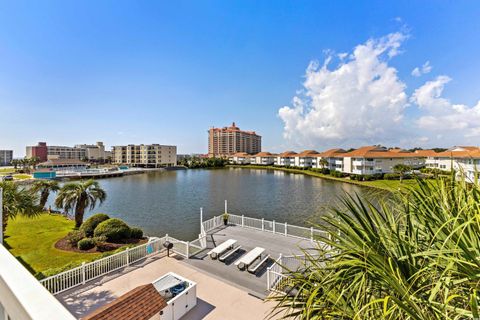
[49,168,381,240]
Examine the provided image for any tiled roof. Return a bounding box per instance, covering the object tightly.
[338,146,438,159]
[38,159,88,166]
[253,152,276,157]
[296,150,320,157]
[82,284,167,320]
[433,147,480,159]
[278,151,298,157]
[232,152,251,157]
[317,148,348,158]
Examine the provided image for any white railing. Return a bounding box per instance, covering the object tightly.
[40,237,166,295]
[202,213,327,242]
[0,244,76,319]
[266,254,317,292]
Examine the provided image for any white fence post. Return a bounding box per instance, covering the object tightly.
[81,262,86,285]
[126,247,130,266]
[186,241,190,258]
[273,220,275,234]
[267,267,270,290]
[285,222,287,236]
[242,215,245,227]
[262,218,264,231]
[310,227,314,242]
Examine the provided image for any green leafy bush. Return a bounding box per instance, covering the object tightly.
[384,173,401,180]
[94,218,131,242]
[130,227,143,239]
[77,238,95,250]
[330,170,346,178]
[80,213,110,237]
[66,230,85,247]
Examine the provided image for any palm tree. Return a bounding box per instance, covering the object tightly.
[393,163,411,182]
[318,158,329,169]
[270,176,480,319]
[55,180,106,227]
[32,180,60,210]
[1,182,40,236]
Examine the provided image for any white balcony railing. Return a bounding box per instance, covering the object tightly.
[0,244,76,319]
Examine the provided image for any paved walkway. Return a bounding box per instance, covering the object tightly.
[57,252,285,320]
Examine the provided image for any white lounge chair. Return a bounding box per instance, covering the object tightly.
[235,247,265,270]
[207,239,237,259]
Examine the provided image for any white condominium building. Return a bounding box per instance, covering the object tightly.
[314,148,348,171]
[112,144,177,167]
[336,146,434,175]
[274,151,297,167]
[425,146,480,182]
[228,152,251,165]
[250,152,277,165]
[294,150,320,168]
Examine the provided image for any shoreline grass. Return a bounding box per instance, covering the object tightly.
[4,213,102,277]
[227,165,420,192]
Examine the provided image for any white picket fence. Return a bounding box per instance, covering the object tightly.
[202,213,327,241]
[41,237,167,295]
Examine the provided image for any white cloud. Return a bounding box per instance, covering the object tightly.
[279,33,480,148]
[411,61,432,77]
[278,32,409,147]
[412,76,480,138]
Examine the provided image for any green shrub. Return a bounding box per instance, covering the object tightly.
[384,173,401,180]
[330,170,345,178]
[77,238,95,250]
[130,227,143,239]
[94,218,131,242]
[93,235,107,245]
[66,230,85,247]
[80,213,110,237]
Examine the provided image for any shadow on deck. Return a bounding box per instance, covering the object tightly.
[184,224,317,298]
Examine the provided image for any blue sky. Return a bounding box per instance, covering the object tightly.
[1,1,479,156]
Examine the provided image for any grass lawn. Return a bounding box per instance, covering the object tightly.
[0,167,15,174]
[4,213,102,277]
[228,165,422,192]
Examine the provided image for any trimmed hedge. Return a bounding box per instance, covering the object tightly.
[80,213,110,237]
[66,230,85,247]
[130,227,143,239]
[384,173,401,180]
[94,218,131,242]
[77,238,95,250]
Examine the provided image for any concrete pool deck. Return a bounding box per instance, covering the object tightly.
[57,252,284,320]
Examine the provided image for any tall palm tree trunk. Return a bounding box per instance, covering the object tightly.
[40,190,49,210]
[74,195,87,228]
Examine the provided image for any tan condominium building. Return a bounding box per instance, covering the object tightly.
[26,141,109,162]
[208,122,261,157]
[111,144,177,167]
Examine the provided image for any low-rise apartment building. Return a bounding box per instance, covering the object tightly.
[112,144,177,167]
[315,148,348,171]
[228,152,251,165]
[250,152,277,165]
[274,151,297,166]
[0,150,13,166]
[426,146,480,182]
[338,146,433,175]
[294,150,320,168]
